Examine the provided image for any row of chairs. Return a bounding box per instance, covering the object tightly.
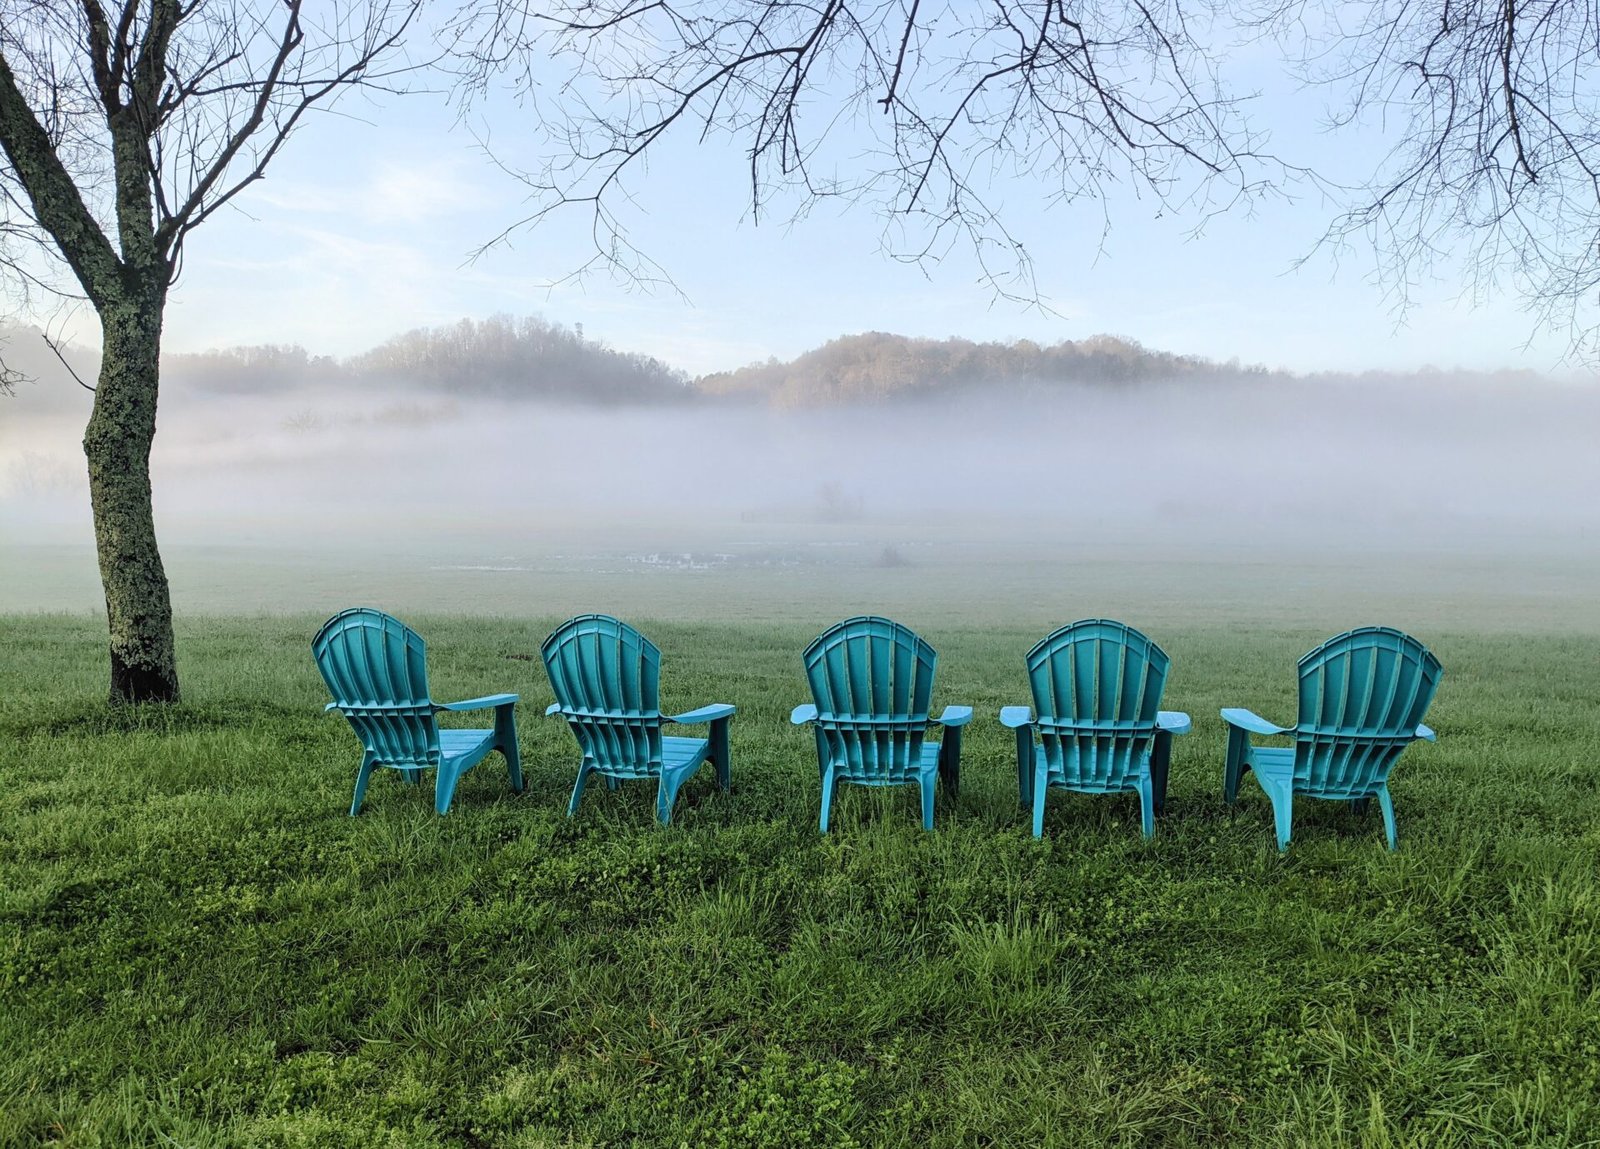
[312,610,1443,851]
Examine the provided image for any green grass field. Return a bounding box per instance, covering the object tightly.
[2,612,1598,1147]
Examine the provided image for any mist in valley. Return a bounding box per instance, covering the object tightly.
[4,341,1597,630]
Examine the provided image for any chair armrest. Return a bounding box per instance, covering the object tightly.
[545,702,563,717]
[1156,710,1192,735]
[999,706,1034,729]
[1416,723,1437,742]
[1219,707,1290,736]
[438,693,518,712]
[667,703,736,724]
[935,705,974,728]
[790,703,819,725]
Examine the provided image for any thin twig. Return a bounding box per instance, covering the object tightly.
[42,332,95,392]
[880,0,920,109]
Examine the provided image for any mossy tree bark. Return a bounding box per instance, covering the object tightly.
[86,291,177,702]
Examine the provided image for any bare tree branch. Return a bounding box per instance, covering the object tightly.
[41,327,93,391]
[1260,0,1600,359]
[448,1,1283,307]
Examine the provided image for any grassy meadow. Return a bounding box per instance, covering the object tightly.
[2,603,1599,1147]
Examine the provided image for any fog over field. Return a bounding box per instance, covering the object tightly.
[4,361,1598,628]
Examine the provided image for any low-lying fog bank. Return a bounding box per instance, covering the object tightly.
[5,374,1596,553]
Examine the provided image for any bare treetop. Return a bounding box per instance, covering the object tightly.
[449,1,1283,302]
[1,0,422,307]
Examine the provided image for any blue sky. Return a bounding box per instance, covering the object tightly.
[89,35,1579,380]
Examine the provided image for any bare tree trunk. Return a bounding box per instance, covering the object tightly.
[84,288,178,704]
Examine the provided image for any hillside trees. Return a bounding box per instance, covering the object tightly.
[155,314,687,400]
[693,332,1279,405]
[347,314,687,400]
[0,1,420,702]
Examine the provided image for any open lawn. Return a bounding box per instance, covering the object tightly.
[2,612,1598,1147]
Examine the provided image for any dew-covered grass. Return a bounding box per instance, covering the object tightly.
[1,613,1597,1146]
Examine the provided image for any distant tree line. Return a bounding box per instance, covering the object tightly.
[5,316,1553,413]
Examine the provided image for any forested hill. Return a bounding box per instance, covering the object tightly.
[693,332,1288,405]
[4,317,1550,410]
[161,315,688,403]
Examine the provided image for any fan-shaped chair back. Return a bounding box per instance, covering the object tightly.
[541,613,665,778]
[312,607,439,767]
[1292,626,1442,796]
[1026,618,1170,790]
[802,616,937,783]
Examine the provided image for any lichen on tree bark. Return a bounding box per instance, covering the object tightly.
[85,292,177,703]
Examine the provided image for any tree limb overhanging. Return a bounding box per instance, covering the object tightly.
[1260,0,1600,358]
[448,1,1283,304]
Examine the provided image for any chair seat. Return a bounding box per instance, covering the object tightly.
[1249,745,1294,778]
[588,734,710,778]
[662,735,711,771]
[1250,746,1379,800]
[371,727,493,769]
[439,727,496,764]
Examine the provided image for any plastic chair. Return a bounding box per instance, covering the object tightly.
[791,616,972,831]
[542,614,733,824]
[312,608,522,815]
[1000,619,1190,838]
[1222,626,1441,850]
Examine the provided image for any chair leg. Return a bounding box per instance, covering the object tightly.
[435,765,461,815]
[1350,796,1370,816]
[1223,728,1252,805]
[496,705,524,793]
[937,731,961,799]
[710,718,731,792]
[349,753,378,816]
[403,769,423,786]
[1137,776,1155,840]
[1270,791,1294,852]
[605,776,619,792]
[567,765,592,817]
[920,775,936,831]
[1031,765,1050,839]
[657,770,689,825]
[1377,786,1398,850]
[1150,731,1172,817]
[819,766,837,833]
[1015,730,1034,809]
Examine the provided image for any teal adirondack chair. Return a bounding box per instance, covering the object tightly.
[1000,619,1191,839]
[1222,626,1442,850]
[312,608,522,815]
[791,616,973,832]
[541,614,734,824]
